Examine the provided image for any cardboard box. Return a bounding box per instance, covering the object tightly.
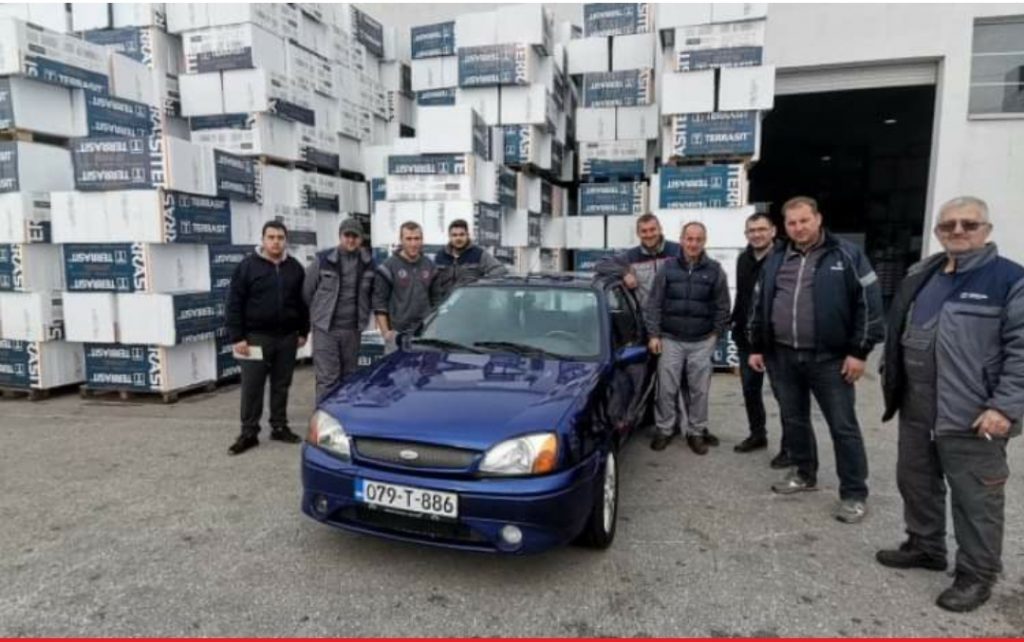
[605,214,640,249]
[62,291,118,343]
[579,182,649,216]
[583,3,652,37]
[666,111,760,160]
[71,89,161,138]
[500,84,553,126]
[711,3,768,23]
[673,21,766,65]
[456,86,500,126]
[105,190,232,244]
[0,76,76,138]
[676,46,764,72]
[117,291,224,346]
[0,4,70,34]
[182,22,286,75]
[0,339,84,390]
[190,113,303,161]
[208,244,251,292]
[502,209,543,247]
[575,107,617,142]
[0,192,51,244]
[180,72,227,117]
[573,248,617,271]
[612,33,656,71]
[83,341,216,392]
[0,292,63,342]
[566,37,610,75]
[62,242,211,293]
[0,243,63,291]
[660,70,716,115]
[214,326,241,380]
[718,65,776,111]
[0,17,110,94]
[109,51,156,106]
[0,141,74,194]
[228,201,263,246]
[653,165,748,210]
[70,136,217,196]
[656,3,713,29]
[454,11,497,49]
[565,216,606,249]
[495,4,552,52]
[222,68,316,127]
[582,69,653,107]
[616,103,659,140]
[411,21,456,59]
[502,125,552,169]
[417,106,489,156]
[458,44,538,88]
[578,140,653,179]
[351,6,385,59]
[541,214,567,249]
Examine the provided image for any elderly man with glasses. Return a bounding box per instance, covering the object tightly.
[876,196,1024,613]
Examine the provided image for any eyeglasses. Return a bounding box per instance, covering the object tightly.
[935,219,988,234]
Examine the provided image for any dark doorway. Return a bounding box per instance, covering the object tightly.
[749,85,936,306]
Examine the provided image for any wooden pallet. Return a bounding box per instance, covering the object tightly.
[580,174,649,184]
[79,380,219,404]
[0,129,70,147]
[662,156,756,169]
[0,383,79,402]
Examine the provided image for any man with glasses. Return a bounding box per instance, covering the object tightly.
[303,218,376,401]
[748,196,884,523]
[431,219,507,304]
[877,196,1024,613]
[732,213,784,457]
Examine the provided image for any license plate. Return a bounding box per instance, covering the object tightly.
[355,478,458,519]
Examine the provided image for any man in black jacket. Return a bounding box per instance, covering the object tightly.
[225,220,310,455]
[431,219,507,304]
[732,213,783,457]
[748,196,884,523]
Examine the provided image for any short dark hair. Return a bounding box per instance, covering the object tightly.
[745,212,774,227]
[782,196,820,215]
[635,213,661,231]
[399,221,422,237]
[262,220,287,237]
[681,221,707,237]
[447,219,469,233]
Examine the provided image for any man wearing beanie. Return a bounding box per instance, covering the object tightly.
[303,218,376,401]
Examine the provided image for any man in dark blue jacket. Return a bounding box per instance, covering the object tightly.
[748,196,884,523]
[431,219,507,304]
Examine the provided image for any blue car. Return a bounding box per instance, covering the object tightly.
[301,274,654,553]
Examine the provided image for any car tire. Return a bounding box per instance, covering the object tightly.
[576,447,619,549]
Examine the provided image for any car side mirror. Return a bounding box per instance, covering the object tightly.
[615,345,647,364]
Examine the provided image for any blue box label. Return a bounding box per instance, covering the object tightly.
[172,291,225,343]
[497,167,518,209]
[0,79,14,130]
[189,113,250,131]
[676,46,763,72]
[23,56,109,94]
[582,70,651,108]
[388,154,472,176]
[573,249,618,272]
[353,7,385,58]
[671,111,758,158]
[84,343,161,391]
[0,244,15,290]
[411,21,455,59]
[585,158,646,179]
[83,27,158,67]
[302,146,339,172]
[658,165,745,209]
[583,3,649,37]
[269,99,315,127]
[214,150,259,202]
[0,339,35,388]
[474,202,502,246]
[0,142,21,193]
[208,244,251,292]
[458,45,531,88]
[371,177,386,203]
[83,91,159,138]
[63,243,142,292]
[215,327,241,380]
[163,191,232,244]
[71,136,166,191]
[579,182,646,216]
[416,87,456,106]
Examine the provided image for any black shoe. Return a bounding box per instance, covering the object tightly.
[734,435,768,453]
[651,435,672,451]
[228,434,259,455]
[936,572,992,613]
[703,432,720,447]
[686,435,708,455]
[269,427,301,444]
[770,450,794,469]
[876,539,947,571]
[771,469,817,494]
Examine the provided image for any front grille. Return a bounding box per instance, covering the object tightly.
[353,438,479,469]
[339,506,487,544]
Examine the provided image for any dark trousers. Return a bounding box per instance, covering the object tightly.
[312,327,361,402]
[240,332,299,436]
[738,349,767,440]
[766,346,869,500]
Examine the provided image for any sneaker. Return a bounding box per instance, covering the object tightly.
[771,469,817,494]
[650,434,672,451]
[228,434,259,456]
[269,427,302,443]
[686,434,709,455]
[876,539,947,571]
[770,450,794,469]
[936,572,992,613]
[833,499,867,524]
[703,431,720,447]
[734,435,768,453]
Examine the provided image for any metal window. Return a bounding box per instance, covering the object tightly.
[970,16,1024,116]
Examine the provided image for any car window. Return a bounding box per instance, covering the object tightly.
[607,286,640,349]
[420,286,602,360]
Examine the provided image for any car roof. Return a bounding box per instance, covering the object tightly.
[471,271,618,291]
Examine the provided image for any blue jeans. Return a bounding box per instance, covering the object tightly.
[766,346,869,500]
[738,350,767,439]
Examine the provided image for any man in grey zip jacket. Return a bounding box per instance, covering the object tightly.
[876,196,1024,613]
[303,218,375,401]
[373,221,436,349]
[594,213,682,306]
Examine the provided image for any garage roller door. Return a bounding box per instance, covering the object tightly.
[775,61,939,95]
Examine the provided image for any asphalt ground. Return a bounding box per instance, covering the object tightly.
[1,364,1022,636]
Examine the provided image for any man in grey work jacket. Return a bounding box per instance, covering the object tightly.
[877,196,1024,613]
[373,221,436,350]
[303,218,375,401]
[595,213,682,306]
[645,221,731,455]
[748,196,884,524]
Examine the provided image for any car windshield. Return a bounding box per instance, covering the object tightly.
[418,286,602,360]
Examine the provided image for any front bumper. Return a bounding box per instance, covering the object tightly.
[300,444,601,554]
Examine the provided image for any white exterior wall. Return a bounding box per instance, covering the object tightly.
[764,3,1024,262]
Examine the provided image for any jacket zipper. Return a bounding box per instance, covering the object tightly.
[793,254,807,349]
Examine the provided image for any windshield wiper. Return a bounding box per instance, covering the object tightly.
[409,337,483,353]
[472,341,573,360]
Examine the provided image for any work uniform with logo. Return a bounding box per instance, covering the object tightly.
[372,252,436,343]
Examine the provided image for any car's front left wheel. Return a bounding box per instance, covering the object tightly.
[576,448,619,549]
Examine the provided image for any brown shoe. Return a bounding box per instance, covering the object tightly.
[686,434,708,455]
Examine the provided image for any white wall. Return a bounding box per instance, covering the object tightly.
[765,3,1024,262]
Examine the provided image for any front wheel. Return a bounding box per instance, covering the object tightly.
[576,448,619,549]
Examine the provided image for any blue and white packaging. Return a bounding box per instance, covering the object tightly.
[579,182,649,216]
[668,111,760,159]
[214,326,240,380]
[182,24,285,75]
[0,18,110,94]
[83,341,216,392]
[0,141,74,194]
[718,65,776,111]
[189,113,302,162]
[583,69,653,108]
[673,20,766,63]
[660,70,716,115]
[221,68,316,127]
[677,46,763,72]
[213,150,259,202]
[0,76,76,137]
[113,190,232,244]
[0,339,84,390]
[573,249,617,272]
[416,87,456,107]
[474,202,503,246]
[497,167,517,209]
[352,6,385,59]
[417,106,489,156]
[655,164,748,209]
[0,291,63,342]
[117,291,225,346]
[578,140,653,178]
[71,136,216,195]
[62,242,211,293]
[503,125,553,170]
[458,44,538,88]
[583,3,652,37]
[72,90,160,138]
[501,209,543,247]
[62,292,117,343]
[0,192,51,244]
[411,21,456,59]
[387,153,476,177]
[0,243,63,291]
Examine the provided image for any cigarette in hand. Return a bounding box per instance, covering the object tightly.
[984,432,993,441]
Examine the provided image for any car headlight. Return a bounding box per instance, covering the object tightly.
[479,433,558,476]
[308,410,351,460]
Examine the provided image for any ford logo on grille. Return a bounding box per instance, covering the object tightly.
[399,449,420,461]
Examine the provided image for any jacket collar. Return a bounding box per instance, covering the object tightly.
[256,246,289,264]
[443,242,475,259]
[325,246,371,264]
[948,243,998,274]
[639,237,667,257]
[679,251,707,268]
[745,239,780,261]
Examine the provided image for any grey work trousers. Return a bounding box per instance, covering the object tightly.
[655,335,716,437]
[312,327,361,402]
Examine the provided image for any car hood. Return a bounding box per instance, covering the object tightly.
[319,350,603,451]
